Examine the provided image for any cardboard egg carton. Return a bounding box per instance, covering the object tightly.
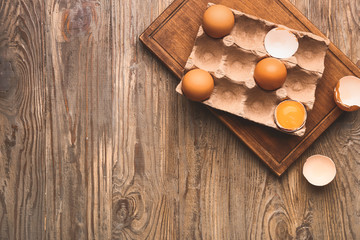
[176,3,330,136]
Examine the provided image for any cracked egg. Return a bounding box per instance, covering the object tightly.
[275,100,307,132]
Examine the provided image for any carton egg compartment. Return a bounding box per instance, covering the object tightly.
[283,67,322,109]
[178,4,330,136]
[230,14,273,53]
[242,86,279,127]
[190,33,225,72]
[205,77,247,116]
[222,46,258,86]
[293,35,329,73]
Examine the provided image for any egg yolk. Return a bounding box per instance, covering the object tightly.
[275,100,306,131]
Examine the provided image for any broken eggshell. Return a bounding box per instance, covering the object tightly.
[334,76,360,112]
[264,27,299,59]
[303,155,336,186]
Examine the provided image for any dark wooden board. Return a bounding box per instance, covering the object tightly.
[140,0,360,176]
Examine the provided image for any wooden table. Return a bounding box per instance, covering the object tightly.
[0,0,359,239]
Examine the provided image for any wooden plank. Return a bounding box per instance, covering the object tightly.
[44,1,112,239]
[0,1,46,239]
[109,0,179,239]
[140,0,360,175]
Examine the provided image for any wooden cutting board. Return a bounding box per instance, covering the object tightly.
[139,0,360,176]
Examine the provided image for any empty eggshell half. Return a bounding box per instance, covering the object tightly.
[334,76,360,112]
[303,155,336,186]
[264,28,299,59]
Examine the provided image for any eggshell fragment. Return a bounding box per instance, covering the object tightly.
[334,76,360,112]
[303,155,336,186]
[264,28,299,59]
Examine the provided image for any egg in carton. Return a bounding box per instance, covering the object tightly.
[176,3,330,136]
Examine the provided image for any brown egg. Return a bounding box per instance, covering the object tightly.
[254,58,287,90]
[182,69,214,101]
[203,5,235,38]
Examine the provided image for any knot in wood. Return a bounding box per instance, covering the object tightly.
[61,1,100,41]
[113,198,135,229]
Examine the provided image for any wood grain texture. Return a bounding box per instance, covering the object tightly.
[45,1,112,239]
[0,0,358,239]
[0,0,46,239]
